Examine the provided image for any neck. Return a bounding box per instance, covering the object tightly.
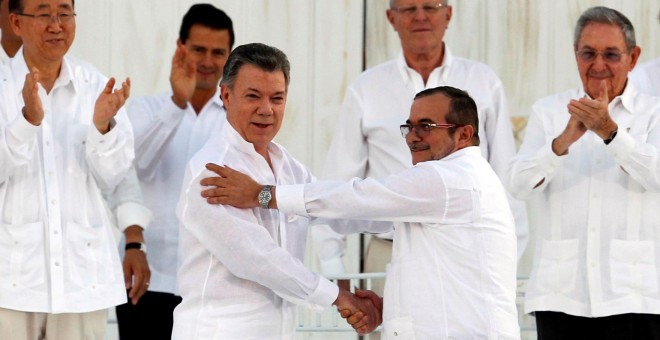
[403,43,445,84]
[254,144,273,170]
[23,51,62,93]
[1,37,21,58]
[190,87,216,115]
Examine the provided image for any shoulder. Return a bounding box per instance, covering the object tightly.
[350,59,399,89]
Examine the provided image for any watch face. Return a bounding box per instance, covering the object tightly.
[259,186,272,208]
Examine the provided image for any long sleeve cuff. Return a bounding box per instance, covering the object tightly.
[305,277,339,312]
[276,184,308,215]
[9,112,40,143]
[607,128,635,164]
[116,202,153,232]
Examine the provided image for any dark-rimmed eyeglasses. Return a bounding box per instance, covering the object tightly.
[575,48,626,63]
[400,123,458,137]
[390,2,447,17]
[17,12,76,25]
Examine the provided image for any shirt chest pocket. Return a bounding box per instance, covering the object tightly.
[0,222,46,289]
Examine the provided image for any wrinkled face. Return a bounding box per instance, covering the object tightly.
[405,94,459,165]
[179,24,231,91]
[10,0,75,63]
[386,0,452,56]
[221,64,287,152]
[575,22,640,100]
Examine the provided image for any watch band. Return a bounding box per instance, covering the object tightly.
[125,242,147,254]
[604,127,618,145]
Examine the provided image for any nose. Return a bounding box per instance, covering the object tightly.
[412,6,428,20]
[258,99,274,116]
[406,128,422,143]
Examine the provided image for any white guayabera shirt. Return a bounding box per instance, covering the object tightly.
[0,49,134,313]
[508,83,660,317]
[173,123,338,340]
[278,147,520,340]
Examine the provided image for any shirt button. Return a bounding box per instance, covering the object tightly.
[48,171,54,176]
[394,332,398,336]
[51,200,57,205]
[54,261,60,266]
[53,230,59,235]
[45,141,50,146]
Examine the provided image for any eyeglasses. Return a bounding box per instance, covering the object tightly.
[575,48,626,63]
[17,12,76,25]
[400,123,458,137]
[390,2,447,17]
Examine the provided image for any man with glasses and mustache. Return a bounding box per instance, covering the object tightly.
[508,6,660,339]
[313,0,527,305]
[201,86,520,339]
[0,0,136,339]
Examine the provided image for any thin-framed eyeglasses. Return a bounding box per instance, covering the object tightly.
[575,48,627,63]
[16,12,76,25]
[390,2,447,17]
[400,123,458,137]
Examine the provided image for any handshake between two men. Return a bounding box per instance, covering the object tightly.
[334,286,383,335]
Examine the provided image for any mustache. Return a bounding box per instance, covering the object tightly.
[588,71,612,78]
[409,143,430,152]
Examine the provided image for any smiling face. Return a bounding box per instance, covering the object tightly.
[386,0,452,57]
[179,24,231,91]
[11,0,75,65]
[575,22,640,100]
[405,93,460,165]
[221,63,287,154]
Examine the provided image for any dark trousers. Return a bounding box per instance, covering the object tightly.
[115,291,182,340]
[535,311,660,340]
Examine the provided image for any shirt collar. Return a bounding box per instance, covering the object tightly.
[10,47,76,95]
[0,46,9,65]
[396,43,453,87]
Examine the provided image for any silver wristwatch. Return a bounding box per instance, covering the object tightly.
[258,185,273,209]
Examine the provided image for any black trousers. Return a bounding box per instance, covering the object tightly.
[115,291,182,340]
[535,311,660,340]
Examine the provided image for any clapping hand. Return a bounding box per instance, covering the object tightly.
[93,77,131,134]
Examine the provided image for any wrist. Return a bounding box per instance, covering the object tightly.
[124,225,145,243]
[171,94,188,109]
[602,125,618,145]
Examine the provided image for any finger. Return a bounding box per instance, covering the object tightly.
[104,77,117,94]
[123,77,131,100]
[205,163,228,176]
[200,187,223,198]
[598,79,609,102]
[200,177,225,188]
[339,309,352,318]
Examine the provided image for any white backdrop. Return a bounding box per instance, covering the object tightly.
[62,1,660,339]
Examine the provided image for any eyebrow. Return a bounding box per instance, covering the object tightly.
[405,118,435,124]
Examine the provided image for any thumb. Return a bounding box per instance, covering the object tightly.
[598,80,608,102]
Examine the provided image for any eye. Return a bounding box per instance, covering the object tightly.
[401,6,416,15]
[420,123,434,131]
[603,51,621,62]
[422,5,438,13]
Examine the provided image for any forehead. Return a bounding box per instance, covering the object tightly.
[234,63,286,90]
[22,0,73,10]
[577,22,626,49]
[409,93,450,122]
[186,25,231,49]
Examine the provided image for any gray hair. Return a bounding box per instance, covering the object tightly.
[574,6,636,50]
[220,43,290,90]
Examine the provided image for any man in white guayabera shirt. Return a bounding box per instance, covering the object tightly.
[116,5,234,340]
[201,86,520,339]
[508,6,660,339]
[173,43,381,340]
[0,0,137,339]
[312,0,528,304]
